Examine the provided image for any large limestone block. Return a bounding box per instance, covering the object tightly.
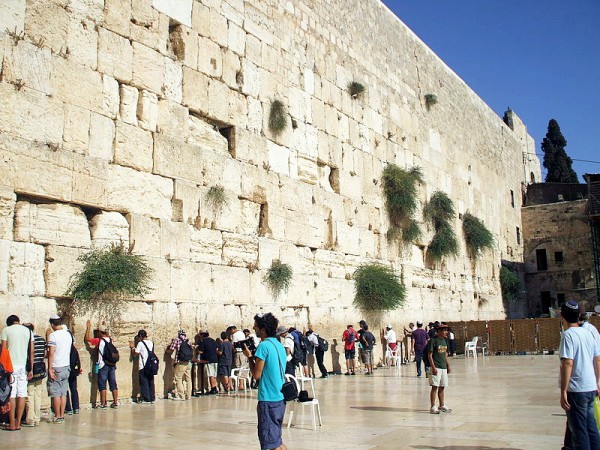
[120,85,139,126]
[222,232,258,267]
[0,135,73,202]
[0,84,64,144]
[187,115,229,155]
[278,242,315,277]
[284,209,324,249]
[168,24,198,68]
[163,57,183,103]
[228,21,245,56]
[237,199,261,235]
[2,40,51,95]
[45,244,84,298]
[182,67,209,115]
[132,42,165,94]
[240,58,260,98]
[173,180,202,225]
[143,256,170,301]
[190,227,223,264]
[103,0,131,37]
[105,165,173,219]
[197,35,222,78]
[157,99,189,138]
[90,212,129,249]
[62,104,90,154]
[137,90,158,131]
[51,56,104,113]
[153,134,203,184]
[210,264,250,304]
[24,0,69,54]
[102,75,120,119]
[71,153,110,208]
[267,140,290,177]
[0,187,16,240]
[130,0,169,53]
[0,0,26,35]
[170,260,212,302]
[152,0,192,27]
[69,0,104,22]
[335,221,360,256]
[127,214,161,257]
[1,240,45,296]
[89,113,115,161]
[208,79,230,123]
[235,128,267,165]
[313,249,350,279]
[114,121,154,172]
[67,17,98,70]
[160,220,191,260]
[14,202,91,248]
[297,156,319,186]
[257,237,280,270]
[97,27,133,83]
[0,294,58,335]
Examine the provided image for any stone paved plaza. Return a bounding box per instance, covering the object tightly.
[3,355,562,449]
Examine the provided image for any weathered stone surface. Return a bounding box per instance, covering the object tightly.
[2,41,51,95]
[0,240,45,296]
[130,0,169,53]
[222,232,258,267]
[119,85,139,126]
[44,244,84,298]
[0,187,16,241]
[190,227,223,264]
[157,99,188,138]
[182,66,209,114]
[14,202,91,248]
[210,264,250,304]
[102,75,120,119]
[137,90,158,131]
[114,121,154,172]
[90,211,129,249]
[0,0,26,35]
[98,27,133,83]
[187,115,229,155]
[67,17,98,70]
[62,104,90,154]
[153,133,203,184]
[127,213,161,257]
[24,0,69,54]
[52,57,104,113]
[103,0,131,37]
[152,0,192,27]
[132,42,164,94]
[170,260,212,302]
[89,113,115,161]
[160,219,191,260]
[163,57,183,103]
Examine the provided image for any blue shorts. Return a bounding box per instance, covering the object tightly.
[257,400,285,450]
[345,349,355,360]
[98,365,118,391]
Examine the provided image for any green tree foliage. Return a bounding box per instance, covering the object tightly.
[500,265,521,304]
[462,212,494,257]
[66,242,153,321]
[353,264,406,311]
[427,223,459,260]
[263,259,293,299]
[423,191,458,261]
[542,119,578,183]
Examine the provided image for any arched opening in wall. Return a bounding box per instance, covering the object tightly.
[329,167,340,194]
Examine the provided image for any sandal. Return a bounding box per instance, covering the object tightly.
[3,427,20,431]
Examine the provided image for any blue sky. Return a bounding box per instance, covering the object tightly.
[382,1,600,182]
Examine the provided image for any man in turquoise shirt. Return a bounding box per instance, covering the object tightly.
[244,313,287,450]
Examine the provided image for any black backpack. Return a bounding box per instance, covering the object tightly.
[69,332,81,379]
[101,338,120,366]
[141,341,159,376]
[0,345,11,406]
[178,339,193,362]
[289,334,304,365]
[317,335,329,352]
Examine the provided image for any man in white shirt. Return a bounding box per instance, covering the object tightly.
[1,314,34,431]
[47,315,72,423]
[384,325,397,366]
[229,325,248,390]
[277,326,295,375]
[130,329,155,403]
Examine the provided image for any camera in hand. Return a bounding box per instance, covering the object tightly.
[234,338,256,353]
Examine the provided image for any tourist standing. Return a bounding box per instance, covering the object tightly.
[46,315,72,423]
[342,325,357,375]
[243,312,288,450]
[23,323,45,427]
[307,329,328,378]
[167,330,193,401]
[130,329,155,403]
[361,325,376,375]
[217,331,233,392]
[412,321,428,377]
[384,325,397,366]
[85,320,119,409]
[197,330,219,395]
[277,326,296,376]
[403,322,414,363]
[427,324,451,414]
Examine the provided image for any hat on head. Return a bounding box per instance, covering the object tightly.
[276,326,288,336]
[416,320,423,326]
[49,314,60,320]
[386,324,392,329]
[563,300,579,311]
[97,324,108,333]
[198,329,209,336]
[178,329,186,337]
[436,324,449,330]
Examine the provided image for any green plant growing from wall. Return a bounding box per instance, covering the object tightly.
[264,259,293,298]
[424,190,458,261]
[462,212,494,257]
[268,99,287,135]
[424,93,437,110]
[347,81,365,99]
[500,265,521,304]
[382,164,423,246]
[205,185,228,214]
[353,263,406,311]
[65,242,153,322]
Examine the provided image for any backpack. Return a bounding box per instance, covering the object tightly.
[69,332,81,379]
[141,341,159,376]
[0,345,11,406]
[290,330,306,363]
[317,335,329,352]
[101,338,120,366]
[177,339,193,362]
[347,330,355,344]
[300,334,312,354]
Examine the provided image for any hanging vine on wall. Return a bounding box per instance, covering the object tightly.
[268,99,287,135]
[424,190,458,261]
[205,185,228,214]
[462,212,494,257]
[500,265,521,304]
[65,242,153,323]
[382,164,423,246]
[263,259,293,299]
[353,263,406,311]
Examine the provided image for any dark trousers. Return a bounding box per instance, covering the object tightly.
[65,376,79,412]
[565,390,600,450]
[139,370,155,402]
[415,350,424,376]
[315,348,328,376]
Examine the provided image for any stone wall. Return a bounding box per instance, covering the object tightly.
[522,199,594,314]
[0,0,539,400]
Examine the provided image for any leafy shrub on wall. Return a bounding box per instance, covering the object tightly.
[424,190,458,261]
[264,259,293,299]
[353,264,406,311]
[500,265,521,304]
[268,99,287,135]
[462,212,494,256]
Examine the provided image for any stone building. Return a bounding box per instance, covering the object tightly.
[0,0,539,397]
[522,183,596,315]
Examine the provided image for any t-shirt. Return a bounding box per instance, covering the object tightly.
[307,333,319,349]
[0,324,33,367]
[217,340,233,366]
[283,335,294,362]
[362,331,376,350]
[384,329,397,345]
[198,337,218,363]
[255,337,286,402]
[342,329,356,351]
[412,328,428,353]
[0,344,14,374]
[47,328,72,368]
[32,335,46,365]
[135,340,154,370]
[559,326,600,392]
[89,337,114,369]
[581,321,600,350]
[427,337,448,369]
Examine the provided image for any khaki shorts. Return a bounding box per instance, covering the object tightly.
[234,351,248,368]
[428,368,448,387]
[205,363,217,378]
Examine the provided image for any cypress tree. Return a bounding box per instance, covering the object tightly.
[541,119,578,183]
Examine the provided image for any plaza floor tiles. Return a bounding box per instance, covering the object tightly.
[2,355,565,449]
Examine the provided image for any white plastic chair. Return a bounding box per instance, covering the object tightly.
[295,366,316,397]
[285,374,322,430]
[230,368,252,394]
[464,336,479,358]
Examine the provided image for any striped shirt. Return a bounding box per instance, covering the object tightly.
[33,334,46,364]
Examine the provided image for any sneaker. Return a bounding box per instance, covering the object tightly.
[319,375,328,379]
[74,409,80,414]
[22,422,35,427]
[344,372,350,376]
[351,372,356,375]
[99,404,108,409]
[439,406,452,413]
[66,410,73,415]
[110,403,118,409]
[430,406,440,414]
[171,397,184,401]
[52,417,65,424]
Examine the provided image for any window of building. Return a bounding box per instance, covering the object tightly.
[557,293,566,306]
[554,251,564,264]
[540,291,551,314]
[516,227,521,245]
[536,249,548,271]
[510,190,515,208]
